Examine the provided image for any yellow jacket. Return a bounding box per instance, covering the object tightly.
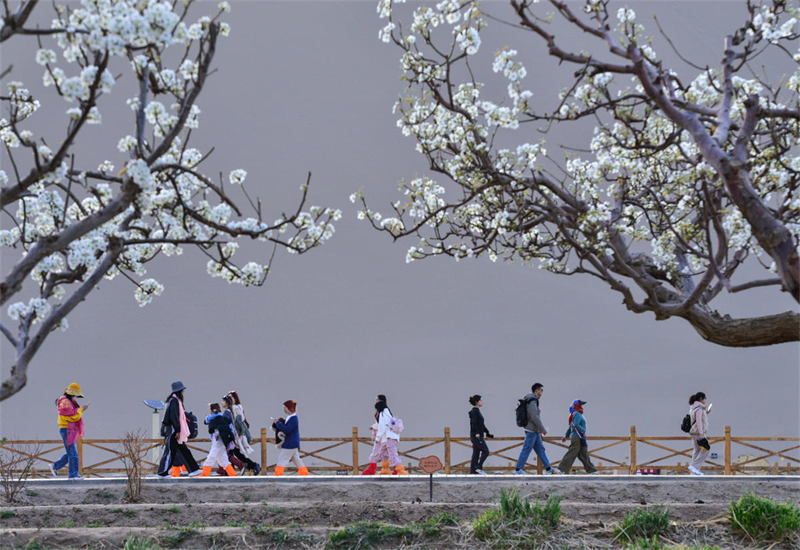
[56,396,84,428]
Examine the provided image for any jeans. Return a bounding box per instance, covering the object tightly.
[53,427,79,478]
[516,431,550,471]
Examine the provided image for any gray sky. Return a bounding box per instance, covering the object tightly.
[1,1,798,460]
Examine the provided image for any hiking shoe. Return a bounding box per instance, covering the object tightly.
[48,464,58,478]
[512,469,529,475]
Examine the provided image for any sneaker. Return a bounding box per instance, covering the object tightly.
[48,464,58,478]
[188,469,203,477]
[253,464,261,476]
[512,469,529,476]
[688,466,704,476]
[68,475,84,480]
[543,468,555,475]
[475,469,487,476]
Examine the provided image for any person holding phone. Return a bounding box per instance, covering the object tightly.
[51,383,90,479]
[688,392,712,475]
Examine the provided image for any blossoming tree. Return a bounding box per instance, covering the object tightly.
[0,0,339,400]
[358,0,800,347]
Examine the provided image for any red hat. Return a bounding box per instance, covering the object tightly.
[283,400,297,413]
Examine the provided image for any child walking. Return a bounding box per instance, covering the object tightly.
[272,400,309,476]
[469,395,494,475]
[200,403,237,477]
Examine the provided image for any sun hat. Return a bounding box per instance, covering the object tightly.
[171,381,187,393]
[64,383,84,398]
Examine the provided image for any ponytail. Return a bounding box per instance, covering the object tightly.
[689,392,706,405]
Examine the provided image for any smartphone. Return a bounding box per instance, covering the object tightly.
[707,403,713,414]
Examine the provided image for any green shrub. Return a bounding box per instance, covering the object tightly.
[328,521,414,548]
[472,487,562,548]
[123,534,163,550]
[626,537,664,549]
[0,510,15,518]
[729,492,800,542]
[613,506,670,544]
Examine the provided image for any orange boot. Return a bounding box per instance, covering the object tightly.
[361,463,377,475]
[170,466,181,478]
[199,465,213,477]
[273,465,285,476]
[225,464,237,477]
[378,460,391,475]
[298,466,309,476]
[392,464,409,475]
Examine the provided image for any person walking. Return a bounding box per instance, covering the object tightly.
[514,383,557,475]
[688,392,712,476]
[157,381,202,477]
[557,399,598,475]
[469,395,494,475]
[222,394,260,475]
[373,400,408,475]
[200,403,238,477]
[228,391,256,454]
[50,383,89,479]
[362,394,391,476]
[272,400,309,476]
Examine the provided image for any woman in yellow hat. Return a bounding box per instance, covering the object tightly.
[50,383,90,479]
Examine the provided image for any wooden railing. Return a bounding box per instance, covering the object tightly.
[2,426,797,477]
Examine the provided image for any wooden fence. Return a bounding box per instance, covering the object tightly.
[1,426,797,477]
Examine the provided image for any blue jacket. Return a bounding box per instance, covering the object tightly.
[275,414,300,449]
[565,411,587,440]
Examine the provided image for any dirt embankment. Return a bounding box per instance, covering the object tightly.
[0,476,797,549]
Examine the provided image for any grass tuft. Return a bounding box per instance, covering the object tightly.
[328,521,414,548]
[472,487,562,548]
[122,534,163,550]
[613,506,670,544]
[728,492,800,542]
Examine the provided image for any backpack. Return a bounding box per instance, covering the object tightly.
[680,413,692,433]
[389,417,404,434]
[185,411,199,440]
[515,397,533,428]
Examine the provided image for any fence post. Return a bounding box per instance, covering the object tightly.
[261,428,267,475]
[724,426,731,476]
[352,427,359,475]
[444,427,451,474]
[77,437,84,476]
[629,426,637,475]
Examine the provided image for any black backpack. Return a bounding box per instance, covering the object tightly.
[185,411,199,440]
[680,413,692,433]
[515,398,533,428]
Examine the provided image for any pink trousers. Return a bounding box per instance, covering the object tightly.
[368,439,401,467]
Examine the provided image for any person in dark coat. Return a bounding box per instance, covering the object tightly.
[469,395,494,475]
[157,381,201,477]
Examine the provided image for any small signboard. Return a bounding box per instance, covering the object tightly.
[419,455,443,474]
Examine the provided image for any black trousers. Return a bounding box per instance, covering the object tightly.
[470,436,490,473]
[157,433,200,476]
[230,448,258,471]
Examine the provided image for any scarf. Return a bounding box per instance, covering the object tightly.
[174,394,190,445]
[58,395,84,446]
[568,402,584,426]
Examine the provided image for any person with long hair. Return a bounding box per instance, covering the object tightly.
[222,394,260,475]
[200,402,237,477]
[157,381,202,477]
[369,400,408,475]
[361,394,390,476]
[688,392,712,476]
[469,395,494,475]
[228,391,254,448]
[50,383,90,479]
